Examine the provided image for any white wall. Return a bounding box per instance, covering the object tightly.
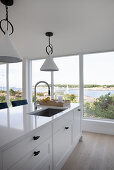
[82,119,114,135]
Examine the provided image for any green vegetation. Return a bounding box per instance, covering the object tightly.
[84,84,114,88]
[104,85,114,88]
[9,88,22,102]
[32,84,114,89]
[84,93,114,119]
[65,94,77,103]
[84,84,101,88]
[0,90,6,93]
[54,84,114,88]
[32,92,44,102]
[10,88,16,96]
[0,95,6,102]
[32,91,78,103]
[54,84,79,88]
[0,90,7,102]
[0,88,22,104]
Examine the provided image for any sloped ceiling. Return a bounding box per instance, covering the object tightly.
[0,0,114,59]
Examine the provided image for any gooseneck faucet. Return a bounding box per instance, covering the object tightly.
[34,81,50,109]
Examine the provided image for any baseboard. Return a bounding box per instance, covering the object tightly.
[82,119,114,135]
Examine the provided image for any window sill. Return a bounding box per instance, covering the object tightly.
[82,118,114,135]
[83,118,114,124]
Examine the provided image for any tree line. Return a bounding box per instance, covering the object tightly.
[32,84,114,88]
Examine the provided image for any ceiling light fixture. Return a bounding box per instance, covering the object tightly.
[40,32,59,71]
[0,0,22,63]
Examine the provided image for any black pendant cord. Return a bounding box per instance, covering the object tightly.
[6,5,8,31]
[0,4,14,35]
[46,34,53,56]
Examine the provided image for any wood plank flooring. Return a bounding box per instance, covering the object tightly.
[62,132,114,170]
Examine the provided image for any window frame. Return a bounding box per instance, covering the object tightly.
[31,55,80,103]
[0,63,23,106]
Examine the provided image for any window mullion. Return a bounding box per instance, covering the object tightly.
[51,71,54,99]
[6,64,10,106]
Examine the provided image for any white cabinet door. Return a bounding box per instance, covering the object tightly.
[73,108,81,144]
[2,123,51,170]
[34,158,52,170]
[10,139,52,170]
[53,122,72,170]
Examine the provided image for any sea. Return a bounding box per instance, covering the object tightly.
[34,88,114,98]
[0,87,114,98]
[55,88,114,98]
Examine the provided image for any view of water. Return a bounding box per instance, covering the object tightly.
[36,88,114,98]
[84,90,114,98]
[0,87,114,98]
[55,88,114,98]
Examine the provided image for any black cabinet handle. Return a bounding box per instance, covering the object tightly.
[33,151,40,156]
[33,136,40,140]
[78,109,81,111]
[65,127,69,130]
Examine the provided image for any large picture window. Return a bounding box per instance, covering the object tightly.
[54,55,79,103]
[84,52,114,119]
[32,56,79,104]
[0,63,22,105]
[9,62,22,104]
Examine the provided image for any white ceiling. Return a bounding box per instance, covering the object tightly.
[0,0,114,59]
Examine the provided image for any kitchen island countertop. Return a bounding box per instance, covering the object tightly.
[0,103,80,151]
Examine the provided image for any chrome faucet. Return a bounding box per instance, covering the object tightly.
[34,81,50,109]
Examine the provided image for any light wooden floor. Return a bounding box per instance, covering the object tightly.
[62,132,114,170]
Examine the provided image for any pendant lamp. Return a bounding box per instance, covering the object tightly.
[0,0,22,63]
[40,32,59,71]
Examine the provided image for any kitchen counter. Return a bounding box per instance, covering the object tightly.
[0,103,79,151]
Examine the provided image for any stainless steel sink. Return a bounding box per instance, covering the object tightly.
[31,108,66,117]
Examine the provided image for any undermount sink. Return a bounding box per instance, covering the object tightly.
[31,108,66,117]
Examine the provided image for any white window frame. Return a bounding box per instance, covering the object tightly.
[30,55,81,103]
[0,62,23,106]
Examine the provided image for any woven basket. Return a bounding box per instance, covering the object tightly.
[39,100,70,107]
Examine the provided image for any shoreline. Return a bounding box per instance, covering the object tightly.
[84,87,114,91]
[32,87,114,91]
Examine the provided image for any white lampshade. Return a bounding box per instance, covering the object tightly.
[40,55,59,71]
[0,31,22,63]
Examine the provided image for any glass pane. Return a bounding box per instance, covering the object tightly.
[9,62,22,105]
[84,52,114,119]
[32,60,51,102]
[54,55,79,103]
[0,64,7,103]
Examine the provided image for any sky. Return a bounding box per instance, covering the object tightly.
[84,52,114,85]
[32,52,114,86]
[32,55,79,86]
[0,52,114,88]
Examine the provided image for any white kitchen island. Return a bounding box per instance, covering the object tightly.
[0,103,82,170]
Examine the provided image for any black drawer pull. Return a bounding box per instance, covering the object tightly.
[78,109,81,111]
[33,136,40,140]
[34,151,40,156]
[65,127,69,130]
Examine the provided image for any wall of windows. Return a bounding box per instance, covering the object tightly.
[84,52,114,119]
[1,52,113,122]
